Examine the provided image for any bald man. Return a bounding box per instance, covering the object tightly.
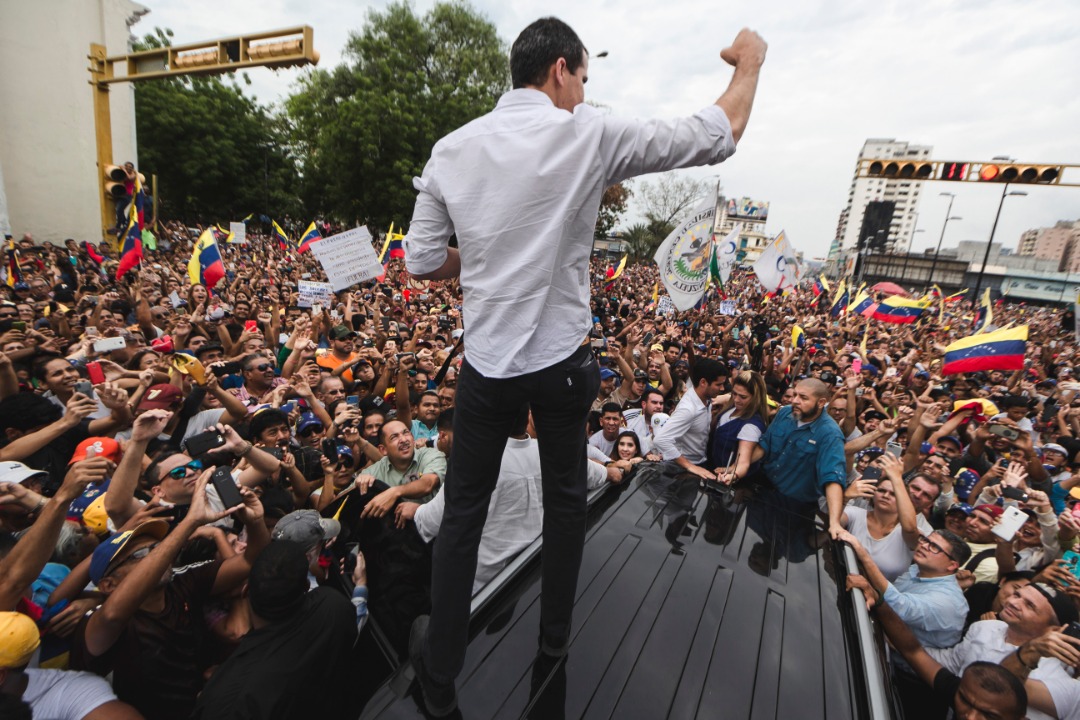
[750,379,847,537]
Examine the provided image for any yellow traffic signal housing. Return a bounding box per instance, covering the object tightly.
[103,165,127,198]
[865,160,934,179]
[977,163,1061,184]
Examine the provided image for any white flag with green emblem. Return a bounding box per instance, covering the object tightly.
[653,199,716,311]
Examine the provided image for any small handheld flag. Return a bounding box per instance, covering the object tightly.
[792,325,805,350]
[829,280,849,318]
[297,222,322,254]
[271,220,290,251]
[188,228,226,291]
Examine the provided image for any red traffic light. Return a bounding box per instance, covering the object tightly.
[979,164,1001,181]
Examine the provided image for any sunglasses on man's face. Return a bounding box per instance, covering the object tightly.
[250,363,273,373]
[166,459,203,480]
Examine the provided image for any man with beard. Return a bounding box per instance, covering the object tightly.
[750,378,847,538]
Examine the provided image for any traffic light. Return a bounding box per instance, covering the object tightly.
[977,163,1061,184]
[940,162,968,181]
[866,160,935,179]
[103,165,127,198]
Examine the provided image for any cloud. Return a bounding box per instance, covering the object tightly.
[142,0,1080,258]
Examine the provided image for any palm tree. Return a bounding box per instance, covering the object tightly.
[623,223,659,262]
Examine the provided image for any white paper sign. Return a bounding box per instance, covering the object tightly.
[719,300,737,316]
[656,296,675,316]
[309,227,384,291]
[228,222,246,244]
[297,280,335,309]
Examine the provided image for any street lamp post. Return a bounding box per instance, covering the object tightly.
[971,184,1027,304]
[926,191,961,291]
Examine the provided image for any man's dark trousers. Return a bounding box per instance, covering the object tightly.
[423,345,600,682]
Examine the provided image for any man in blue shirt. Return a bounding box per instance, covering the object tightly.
[842,528,972,649]
[750,378,847,538]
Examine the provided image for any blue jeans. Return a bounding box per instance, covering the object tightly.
[423,344,599,682]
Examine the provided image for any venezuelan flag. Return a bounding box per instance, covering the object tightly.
[605,254,627,291]
[791,324,805,349]
[188,228,226,291]
[873,296,930,324]
[812,275,829,297]
[829,280,849,318]
[942,325,1028,375]
[851,289,875,316]
[271,220,290,251]
[297,222,322,254]
[115,176,144,280]
[945,289,968,303]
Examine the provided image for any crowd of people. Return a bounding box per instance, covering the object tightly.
[1,214,1079,719]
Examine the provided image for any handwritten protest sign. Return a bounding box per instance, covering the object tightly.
[719,300,737,316]
[228,222,246,244]
[297,280,335,309]
[309,227,385,291]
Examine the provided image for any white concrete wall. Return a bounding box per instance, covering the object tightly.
[0,0,146,244]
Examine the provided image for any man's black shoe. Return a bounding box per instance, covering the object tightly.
[538,631,569,658]
[409,615,458,717]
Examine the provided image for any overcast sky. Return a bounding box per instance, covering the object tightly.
[142,0,1079,261]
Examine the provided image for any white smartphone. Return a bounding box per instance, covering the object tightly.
[93,336,127,353]
[992,506,1028,542]
[886,441,903,458]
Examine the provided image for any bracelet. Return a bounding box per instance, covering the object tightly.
[237,441,254,456]
[32,496,48,513]
[1015,648,1038,671]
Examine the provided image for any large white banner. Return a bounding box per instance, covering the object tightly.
[653,199,716,311]
[309,226,385,291]
[752,230,800,293]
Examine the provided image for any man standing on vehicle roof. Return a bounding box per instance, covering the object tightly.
[403,15,767,717]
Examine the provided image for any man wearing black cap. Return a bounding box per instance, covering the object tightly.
[316,325,360,383]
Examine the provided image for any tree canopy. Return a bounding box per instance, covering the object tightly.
[132,28,301,223]
[285,2,509,231]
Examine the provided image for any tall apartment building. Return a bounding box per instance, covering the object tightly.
[830,138,931,261]
[714,196,770,265]
[1016,221,1080,271]
[1018,229,1039,256]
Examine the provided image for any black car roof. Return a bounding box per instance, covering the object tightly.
[362,465,889,719]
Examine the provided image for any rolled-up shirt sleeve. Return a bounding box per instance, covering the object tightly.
[816,430,849,492]
[654,405,693,461]
[405,158,456,276]
[598,105,737,187]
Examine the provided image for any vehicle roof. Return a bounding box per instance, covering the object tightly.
[362,466,869,719]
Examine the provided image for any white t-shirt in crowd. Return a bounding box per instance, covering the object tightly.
[22,668,118,720]
[844,505,914,582]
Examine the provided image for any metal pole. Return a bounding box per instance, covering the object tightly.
[972,184,1011,304]
[926,194,955,291]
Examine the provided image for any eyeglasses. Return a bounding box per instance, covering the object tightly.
[917,534,955,560]
[299,426,323,437]
[166,459,203,480]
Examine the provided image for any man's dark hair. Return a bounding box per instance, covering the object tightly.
[641,387,665,404]
[510,17,587,89]
[248,540,310,623]
[937,529,972,566]
[0,393,63,433]
[194,342,224,360]
[690,358,728,386]
[600,402,622,416]
[437,408,454,432]
[1001,395,1030,410]
[30,353,66,383]
[963,662,1026,717]
[250,409,290,440]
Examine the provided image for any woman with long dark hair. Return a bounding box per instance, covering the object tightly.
[713,370,770,484]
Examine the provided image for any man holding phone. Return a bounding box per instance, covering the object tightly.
[405,17,767,714]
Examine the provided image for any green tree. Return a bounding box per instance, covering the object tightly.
[595,183,631,239]
[622,222,660,262]
[132,28,301,223]
[286,2,509,230]
[637,171,714,240]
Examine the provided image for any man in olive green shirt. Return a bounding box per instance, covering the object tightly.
[355,419,446,519]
